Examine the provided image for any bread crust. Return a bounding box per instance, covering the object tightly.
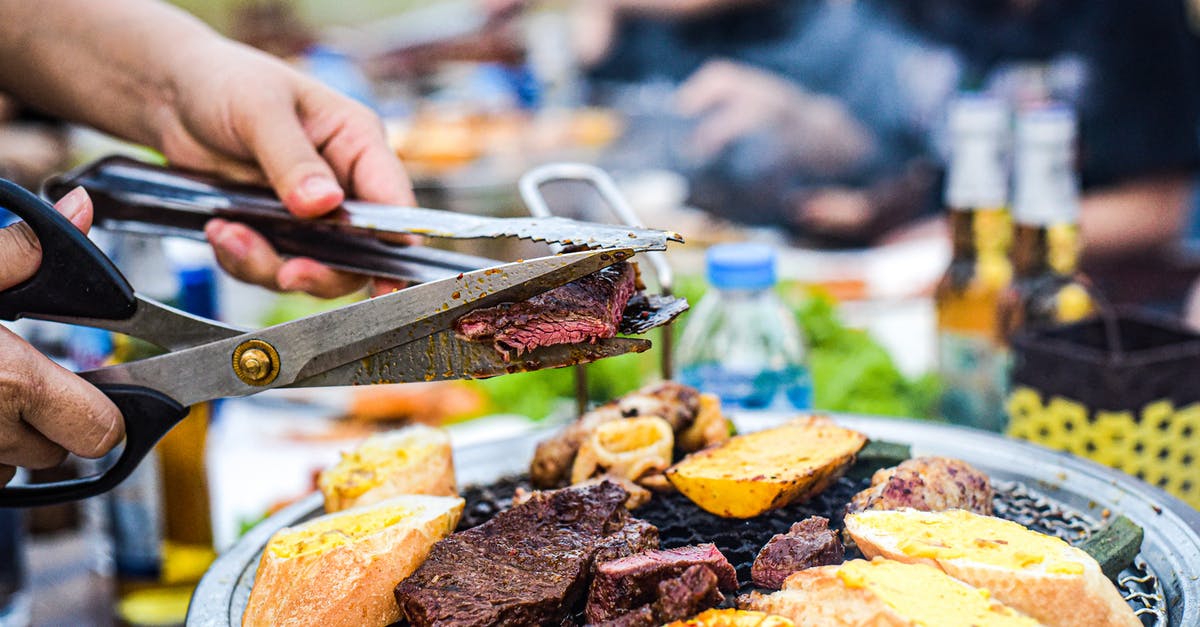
[740,565,907,626]
[243,495,464,627]
[845,511,1140,627]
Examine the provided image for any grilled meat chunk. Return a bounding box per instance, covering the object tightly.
[394,481,658,627]
[454,261,638,359]
[531,381,703,488]
[594,516,661,565]
[751,516,844,589]
[846,456,993,515]
[586,544,738,624]
[592,565,723,627]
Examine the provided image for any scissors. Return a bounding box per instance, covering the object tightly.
[0,177,679,507]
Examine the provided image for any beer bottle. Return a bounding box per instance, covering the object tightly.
[105,236,217,627]
[935,95,1014,432]
[998,105,1096,342]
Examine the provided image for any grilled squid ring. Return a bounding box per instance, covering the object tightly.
[678,393,731,452]
[571,416,674,484]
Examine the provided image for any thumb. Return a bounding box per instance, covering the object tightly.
[0,186,91,290]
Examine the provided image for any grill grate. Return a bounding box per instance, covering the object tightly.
[458,475,1169,625]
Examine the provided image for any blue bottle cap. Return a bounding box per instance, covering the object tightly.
[706,243,776,290]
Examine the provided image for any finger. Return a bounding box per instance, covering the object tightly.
[276,258,367,298]
[204,219,284,290]
[238,93,345,218]
[0,465,13,487]
[689,104,759,160]
[55,186,94,233]
[0,185,92,290]
[370,279,408,297]
[675,61,738,116]
[0,329,123,459]
[301,88,415,205]
[0,220,40,291]
[0,420,67,469]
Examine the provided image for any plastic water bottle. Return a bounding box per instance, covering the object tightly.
[678,244,812,410]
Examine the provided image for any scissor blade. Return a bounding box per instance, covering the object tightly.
[290,331,650,387]
[82,249,633,406]
[34,295,244,351]
[341,201,682,251]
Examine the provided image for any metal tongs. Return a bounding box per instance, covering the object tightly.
[0,159,684,507]
[43,156,682,284]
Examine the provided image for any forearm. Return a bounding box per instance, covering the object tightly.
[1080,174,1193,259]
[0,0,219,148]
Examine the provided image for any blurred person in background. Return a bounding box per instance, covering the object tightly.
[561,0,1200,257]
[0,0,416,484]
[874,0,1200,264]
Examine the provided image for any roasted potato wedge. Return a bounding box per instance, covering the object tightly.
[665,416,866,518]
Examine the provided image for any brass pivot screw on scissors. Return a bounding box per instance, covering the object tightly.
[0,164,684,507]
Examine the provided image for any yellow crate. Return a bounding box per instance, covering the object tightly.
[1007,386,1200,509]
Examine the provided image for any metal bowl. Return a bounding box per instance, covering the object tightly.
[188,414,1200,626]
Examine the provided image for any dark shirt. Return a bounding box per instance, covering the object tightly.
[875,0,1200,189]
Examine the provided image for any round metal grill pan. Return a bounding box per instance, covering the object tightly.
[189,413,1200,626]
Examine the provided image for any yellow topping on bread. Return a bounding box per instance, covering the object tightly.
[845,509,1140,627]
[739,558,1038,627]
[832,559,1038,627]
[269,504,414,559]
[848,509,1086,575]
[318,424,456,513]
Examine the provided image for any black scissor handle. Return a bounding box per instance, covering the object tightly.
[0,384,188,508]
[0,178,136,321]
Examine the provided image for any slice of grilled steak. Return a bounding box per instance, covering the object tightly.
[594,516,660,566]
[750,516,844,589]
[585,544,737,623]
[394,481,657,627]
[454,261,638,359]
[591,565,722,627]
[846,456,993,515]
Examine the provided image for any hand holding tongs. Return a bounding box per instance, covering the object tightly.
[0,171,681,507]
[43,156,683,284]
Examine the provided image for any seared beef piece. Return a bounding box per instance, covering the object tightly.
[653,565,724,623]
[592,566,722,627]
[531,381,703,488]
[594,516,660,566]
[846,456,993,515]
[454,261,638,359]
[395,481,657,627]
[586,543,737,623]
[751,516,844,589]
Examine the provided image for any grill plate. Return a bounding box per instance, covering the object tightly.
[189,413,1200,626]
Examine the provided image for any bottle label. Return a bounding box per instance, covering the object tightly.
[947,139,1008,210]
[938,331,1010,432]
[1013,136,1079,225]
[681,364,812,411]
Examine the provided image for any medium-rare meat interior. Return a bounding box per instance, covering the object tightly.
[592,565,724,627]
[394,480,658,627]
[453,261,639,360]
[586,543,738,624]
[846,456,993,515]
[750,516,844,589]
